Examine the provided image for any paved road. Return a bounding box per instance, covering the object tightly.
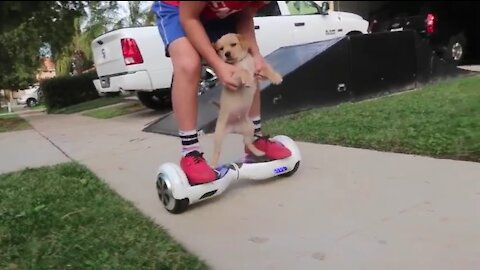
[8,111,480,270]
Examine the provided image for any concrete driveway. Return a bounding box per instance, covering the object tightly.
[7,110,480,270]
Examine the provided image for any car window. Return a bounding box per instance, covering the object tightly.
[256,1,282,17]
[286,1,320,15]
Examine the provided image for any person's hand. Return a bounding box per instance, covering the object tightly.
[215,61,240,91]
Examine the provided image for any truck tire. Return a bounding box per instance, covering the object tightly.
[27,98,38,107]
[445,32,467,65]
[136,90,172,111]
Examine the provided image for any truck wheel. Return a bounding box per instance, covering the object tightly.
[136,91,171,111]
[346,31,362,37]
[27,98,37,107]
[445,33,467,65]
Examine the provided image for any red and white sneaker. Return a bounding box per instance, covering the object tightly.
[246,135,292,160]
[180,151,217,185]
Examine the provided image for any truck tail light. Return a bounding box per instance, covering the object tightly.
[426,13,436,34]
[121,38,144,65]
[368,19,377,33]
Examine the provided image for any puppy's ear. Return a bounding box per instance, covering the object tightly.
[236,34,250,51]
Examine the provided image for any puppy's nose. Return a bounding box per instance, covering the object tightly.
[225,51,231,58]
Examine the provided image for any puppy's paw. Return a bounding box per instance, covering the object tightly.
[246,143,265,157]
[241,80,253,88]
[270,72,283,85]
[243,79,255,88]
[252,149,265,157]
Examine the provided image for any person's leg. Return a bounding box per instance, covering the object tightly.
[152,1,216,184]
[168,40,200,134]
[248,80,262,137]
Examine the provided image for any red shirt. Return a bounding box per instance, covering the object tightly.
[162,1,270,20]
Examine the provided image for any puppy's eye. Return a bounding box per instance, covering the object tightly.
[219,47,224,51]
[231,43,237,47]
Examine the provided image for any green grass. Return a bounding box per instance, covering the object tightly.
[0,114,31,133]
[49,97,125,114]
[83,101,145,119]
[264,75,480,162]
[0,162,208,270]
[32,104,46,111]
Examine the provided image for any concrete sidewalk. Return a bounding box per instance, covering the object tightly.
[20,112,480,270]
[0,128,70,174]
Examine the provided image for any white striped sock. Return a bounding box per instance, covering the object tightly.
[251,115,262,137]
[179,129,200,156]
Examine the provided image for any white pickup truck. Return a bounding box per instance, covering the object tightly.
[91,1,369,110]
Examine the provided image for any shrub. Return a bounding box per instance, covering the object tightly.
[41,71,99,112]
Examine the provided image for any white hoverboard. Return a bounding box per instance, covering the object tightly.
[155,135,301,214]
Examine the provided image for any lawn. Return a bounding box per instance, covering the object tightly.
[83,101,145,119]
[0,162,208,270]
[32,104,46,111]
[0,114,31,133]
[264,74,480,162]
[49,97,125,114]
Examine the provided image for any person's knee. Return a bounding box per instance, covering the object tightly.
[174,57,201,80]
[169,39,202,81]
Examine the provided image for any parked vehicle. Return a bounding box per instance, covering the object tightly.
[16,84,42,107]
[367,1,477,65]
[91,1,369,110]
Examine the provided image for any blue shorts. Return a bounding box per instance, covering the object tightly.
[151,1,238,57]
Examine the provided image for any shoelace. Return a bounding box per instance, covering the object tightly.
[187,152,205,164]
[257,135,274,144]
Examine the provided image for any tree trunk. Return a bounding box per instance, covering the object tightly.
[6,89,13,112]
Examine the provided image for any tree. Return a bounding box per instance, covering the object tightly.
[55,1,121,76]
[115,1,155,28]
[0,1,55,33]
[0,1,155,89]
[54,1,155,77]
[0,1,85,90]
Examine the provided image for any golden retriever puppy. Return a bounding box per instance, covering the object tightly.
[210,33,283,168]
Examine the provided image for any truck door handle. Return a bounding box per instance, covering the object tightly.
[294,22,305,27]
[255,25,260,29]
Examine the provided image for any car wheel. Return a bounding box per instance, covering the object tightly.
[136,90,172,111]
[446,33,466,65]
[26,98,37,107]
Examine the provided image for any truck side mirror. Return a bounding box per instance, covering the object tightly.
[320,1,330,14]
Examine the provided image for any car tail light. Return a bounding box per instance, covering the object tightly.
[426,13,436,34]
[368,19,377,33]
[121,38,144,65]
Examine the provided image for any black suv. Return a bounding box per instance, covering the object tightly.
[367,1,479,65]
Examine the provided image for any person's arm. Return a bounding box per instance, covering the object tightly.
[235,3,275,78]
[179,1,239,90]
[235,6,262,58]
[178,1,224,70]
